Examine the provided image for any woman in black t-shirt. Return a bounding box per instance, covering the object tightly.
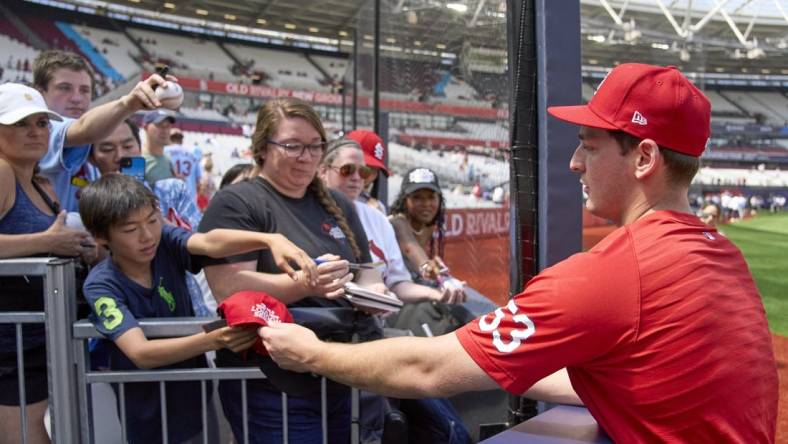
[199,97,390,444]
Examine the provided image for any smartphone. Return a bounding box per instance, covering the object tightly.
[120,156,146,183]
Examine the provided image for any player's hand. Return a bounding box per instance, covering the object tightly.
[308,254,352,300]
[265,233,318,286]
[259,323,322,373]
[122,73,179,111]
[209,326,258,353]
[45,211,93,257]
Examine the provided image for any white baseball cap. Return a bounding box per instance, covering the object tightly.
[0,83,62,125]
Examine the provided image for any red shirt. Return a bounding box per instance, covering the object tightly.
[456,211,777,443]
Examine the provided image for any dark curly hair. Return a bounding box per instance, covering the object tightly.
[390,187,446,259]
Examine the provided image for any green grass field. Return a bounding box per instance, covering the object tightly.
[723,212,788,336]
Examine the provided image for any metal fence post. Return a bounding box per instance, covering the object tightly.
[44,258,81,443]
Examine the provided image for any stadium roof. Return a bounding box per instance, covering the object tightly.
[53,0,788,73]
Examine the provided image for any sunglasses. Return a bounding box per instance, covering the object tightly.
[332,163,375,179]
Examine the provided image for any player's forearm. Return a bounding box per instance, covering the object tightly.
[523,368,583,406]
[309,336,456,398]
[65,97,138,146]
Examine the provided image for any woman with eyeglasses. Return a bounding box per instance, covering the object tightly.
[319,138,465,304]
[198,97,388,444]
[0,83,93,443]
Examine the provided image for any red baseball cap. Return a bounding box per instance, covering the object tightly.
[217,291,293,356]
[547,63,711,157]
[346,130,391,176]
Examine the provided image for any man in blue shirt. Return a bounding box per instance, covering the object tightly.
[32,50,178,212]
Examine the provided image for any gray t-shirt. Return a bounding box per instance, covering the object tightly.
[142,153,174,184]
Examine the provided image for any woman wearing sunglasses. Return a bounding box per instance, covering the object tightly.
[198,97,388,444]
[319,138,465,304]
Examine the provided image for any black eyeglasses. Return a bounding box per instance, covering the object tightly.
[331,163,375,179]
[268,140,327,157]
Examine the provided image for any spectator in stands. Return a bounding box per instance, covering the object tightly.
[389,168,462,286]
[197,153,217,210]
[141,110,177,185]
[32,49,179,212]
[259,64,778,443]
[78,173,316,444]
[346,130,390,214]
[198,97,390,444]
[165,127,202,200]
[0,83,92,444]
[319,138,463,304]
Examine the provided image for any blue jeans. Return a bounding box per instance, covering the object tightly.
[218,379,350,444]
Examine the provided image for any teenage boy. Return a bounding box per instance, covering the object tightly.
[78,173,317,444]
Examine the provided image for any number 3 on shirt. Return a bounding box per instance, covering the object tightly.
[478,300,535,353]
[94,296,124,330]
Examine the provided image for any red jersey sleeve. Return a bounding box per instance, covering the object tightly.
[455,229,641,395]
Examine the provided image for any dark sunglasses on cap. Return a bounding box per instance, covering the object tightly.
[331,163,375,179]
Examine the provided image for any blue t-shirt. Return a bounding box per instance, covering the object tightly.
[164,144,202,200]
[39,119,91,212]
[83,225,208,444]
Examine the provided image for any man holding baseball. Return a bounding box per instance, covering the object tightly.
[259,64,778,442]
[32,50,180,212]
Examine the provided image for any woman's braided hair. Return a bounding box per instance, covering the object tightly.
[250,97,362,261]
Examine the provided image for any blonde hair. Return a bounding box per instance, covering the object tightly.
[251,97,362,260]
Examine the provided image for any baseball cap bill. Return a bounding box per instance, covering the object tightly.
[346,129,391,176]
[401,167,441,196]
[142,109,177,125]
[0,83,63,125]
[547,63,711,157]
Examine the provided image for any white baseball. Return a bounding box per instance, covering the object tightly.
[155,81,184,110]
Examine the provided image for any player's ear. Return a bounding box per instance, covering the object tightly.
[633,139,660,180]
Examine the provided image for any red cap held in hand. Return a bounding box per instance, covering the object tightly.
[217,291,293,356]
[548,63,711,157]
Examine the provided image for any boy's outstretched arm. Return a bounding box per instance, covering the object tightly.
[187,229,317,284]
[114,325,257,369]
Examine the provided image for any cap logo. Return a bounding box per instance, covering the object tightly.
[631,111,647,126]
[24,93,33,102]
[374,142,384,160]
[251,303,281,324]
[409,168,436,184]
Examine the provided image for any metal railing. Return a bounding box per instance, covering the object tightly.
[1,258,361,444]
[0,257,80,444]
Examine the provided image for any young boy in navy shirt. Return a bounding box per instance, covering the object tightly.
[79,173,317,443]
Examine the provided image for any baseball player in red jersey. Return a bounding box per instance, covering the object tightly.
[259,64,778,442]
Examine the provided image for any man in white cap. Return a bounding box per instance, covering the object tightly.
[31,49,180,211]
[258,64,777,442]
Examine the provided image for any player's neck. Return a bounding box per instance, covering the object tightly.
[621,188,692,226]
